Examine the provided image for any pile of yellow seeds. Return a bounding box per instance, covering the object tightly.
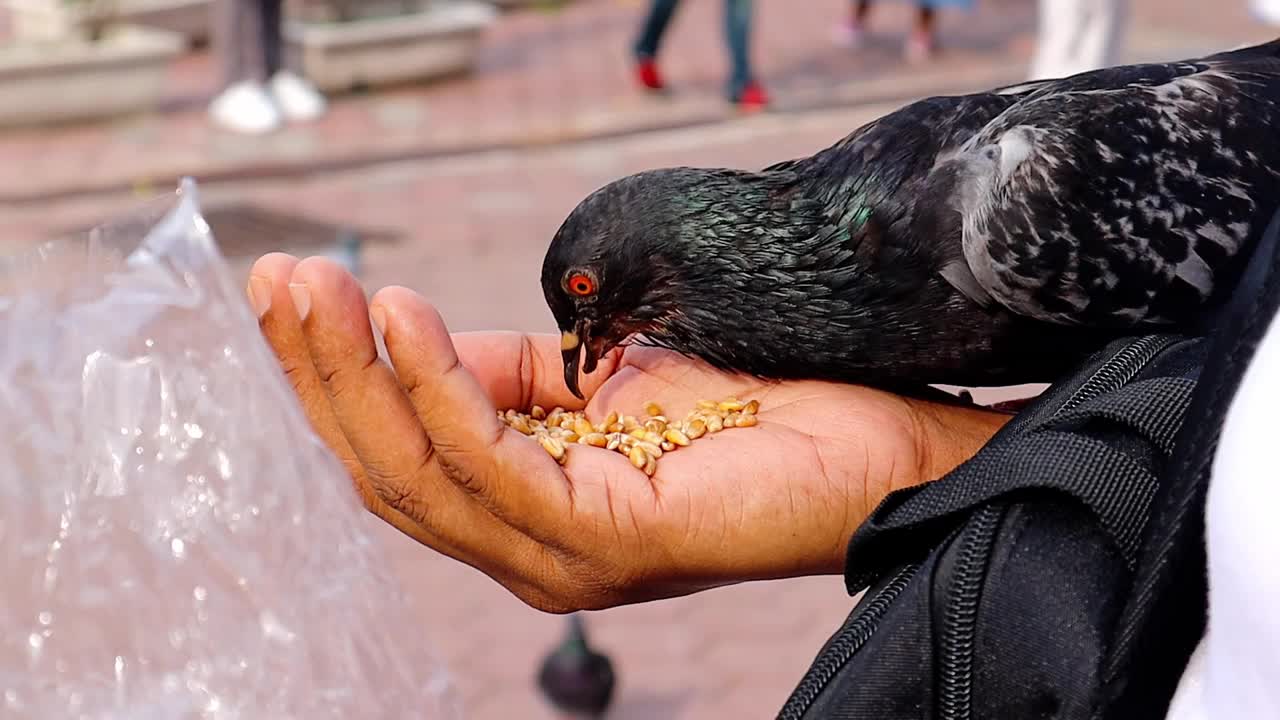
[498,397,760,476]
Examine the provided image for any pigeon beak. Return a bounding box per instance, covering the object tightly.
[561,319,602,400]
[582,334,602,375]
[561,329,584,400]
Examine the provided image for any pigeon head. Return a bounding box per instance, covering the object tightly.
[541,166,818,398]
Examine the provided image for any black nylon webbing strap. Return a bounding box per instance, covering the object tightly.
[844,376,1195,592]
[1042,378,1198,456]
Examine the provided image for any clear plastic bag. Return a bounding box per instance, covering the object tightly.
[0,179,459,719]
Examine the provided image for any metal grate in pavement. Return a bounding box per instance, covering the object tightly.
[46,201,402,261]
[198,202,401,259]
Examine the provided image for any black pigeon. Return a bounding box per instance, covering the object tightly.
[543,39,1280,399]
[536,613,616,718]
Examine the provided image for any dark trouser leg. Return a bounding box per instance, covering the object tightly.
[214,0,285,87]
[916,4,936,34]
[215,0,247,86]
[261,0,284,77]
[855,0,871,23]
[724,0,754,98]
[634,0,680,60]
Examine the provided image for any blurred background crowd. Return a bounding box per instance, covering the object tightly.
[0,0,1278,717]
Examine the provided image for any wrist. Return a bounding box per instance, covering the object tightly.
[905,397,1011,486]
[811,395,1012,578]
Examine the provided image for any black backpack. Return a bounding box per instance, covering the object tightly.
[777,205,1280,720]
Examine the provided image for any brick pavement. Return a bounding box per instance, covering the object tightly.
[0,0,1270,206]
[0,0,1046,204]
[0,0,1269,205]
[0,0,1267,208]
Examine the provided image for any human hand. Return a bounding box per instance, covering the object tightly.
[247,254,1010,612]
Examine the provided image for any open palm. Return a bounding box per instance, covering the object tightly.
[250,254,1006,612]
[460,336,954,603]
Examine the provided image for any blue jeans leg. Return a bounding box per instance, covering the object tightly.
[725,0,754,98]
[635,0,681,60]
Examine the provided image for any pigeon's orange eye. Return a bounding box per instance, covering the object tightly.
[567,273,596,296]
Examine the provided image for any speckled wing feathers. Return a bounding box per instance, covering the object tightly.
[940,50,1280,327]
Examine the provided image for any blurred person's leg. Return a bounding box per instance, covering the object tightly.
[724,0,750,97]
[215,0,264,85]
[261,0,282,77]
[1028,0,1073,79]
[855,0,872,25]
[1075,0,1127,72]
[261,0,327,122]
[1028,0,1128,80]
[905,4,937,63]
[835,0,872,48]
[634,0,680,90]
[725,0,768,109]
[209,0,282,134]
[905,0,974,62]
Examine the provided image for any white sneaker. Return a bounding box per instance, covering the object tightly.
[209,81,282,134]
[270,71,327,122]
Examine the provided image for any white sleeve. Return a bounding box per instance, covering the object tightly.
[1164,312,1280,719]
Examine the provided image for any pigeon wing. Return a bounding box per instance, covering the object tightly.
[936,55,1280,328]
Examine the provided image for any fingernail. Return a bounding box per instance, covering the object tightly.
[369,304,387,336]
[288,282,311,323]
[246,275,271,318]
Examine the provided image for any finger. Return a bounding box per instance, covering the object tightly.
[451,331,624,412]
[290,264,593,603]
[249,254,446,547]
[248,253,354,458]
[286,258,452,498]
[287,258,511,559]
[369,286,572,531]
[258,258,575,604]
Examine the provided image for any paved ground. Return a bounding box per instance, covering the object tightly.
[4,0,1265,205]
[1,0,1277,717]
[0,0,1029,202]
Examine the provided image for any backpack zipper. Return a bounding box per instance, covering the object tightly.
[1050,335,1180,418]
[775,563,920,720]
[937,505,1002,720]
[936,334,1180,720]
